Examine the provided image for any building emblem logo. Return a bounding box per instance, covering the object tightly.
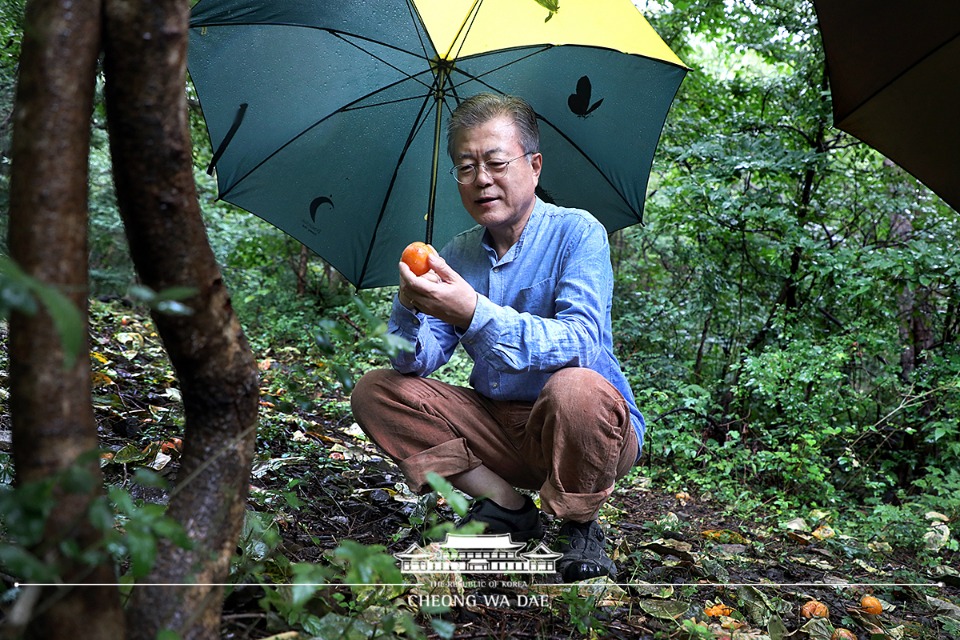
[395,533,562,575]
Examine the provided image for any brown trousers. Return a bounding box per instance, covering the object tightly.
[350,367,638,522]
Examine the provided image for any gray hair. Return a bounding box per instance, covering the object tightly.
[447,93,540,160]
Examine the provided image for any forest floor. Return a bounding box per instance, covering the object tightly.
[6,299,959,639]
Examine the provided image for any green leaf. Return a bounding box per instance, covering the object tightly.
[638,599,691,620]
[0,255,84,369]
[532,0,559,12]
[112,443,149,465]
[87,495,115,532]
[426,471,470,516]
[768,614,788,640]
[431,617,457,639]
[125,522,159,578]
[0,543,58,582]
[333,539,403,585]
[128,284,197,316]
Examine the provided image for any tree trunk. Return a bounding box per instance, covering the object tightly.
[6,0,126,637]
[887,163,935,382]
[101,1,260,638]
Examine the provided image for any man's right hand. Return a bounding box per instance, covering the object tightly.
[399,253,477,329]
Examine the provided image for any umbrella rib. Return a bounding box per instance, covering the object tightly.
[448,0,484,61]
[217,72,432,201]
[404,0,440,65]
[329,30,436,93]
[357,93,438,287]
[837,31,960,125]
[536,112,642,224]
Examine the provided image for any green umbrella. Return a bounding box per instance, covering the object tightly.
[812,0,960,212]
[188,0,687,288]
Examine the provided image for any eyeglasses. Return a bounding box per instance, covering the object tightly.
[450,152,533,185]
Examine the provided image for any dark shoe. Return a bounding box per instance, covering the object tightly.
[460,495,545,541]
[556,520,617,581]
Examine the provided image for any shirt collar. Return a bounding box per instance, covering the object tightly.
[480,198,544,265]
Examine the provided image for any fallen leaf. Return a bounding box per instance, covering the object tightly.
[922,521,951,551]
[704,602,734,617]
[115,331,145,359]
[926,595,960,621]
[868,541,894,554]
[639,538,697,563]
[703,529,748,544]
[854,558,883,574]
[638,599,690,620]
[812,524,836,541]
[799,616,833,640]
[148,451,172,471]
[112,443,150,465]
[787,531,814,545]
[91,372,114,388]
[782,517,810,532]
[631,582,675,598]
[768,614,788,640]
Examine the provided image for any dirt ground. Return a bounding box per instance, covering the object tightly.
[216,415,960,640]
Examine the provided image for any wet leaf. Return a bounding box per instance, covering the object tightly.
[783,517,810,532]
[703,529,748,544]
[926,595,960,621]
[639,538,696,563]
[631,582,675,598]
[737,586,791,626]
[799,616,833,639]
[638,598,690,620]
[768,614,788,640]
[91,372,114,388]
[112,443,149,465]
[116,331,145,359]
[812,524,836,540]
[313,613,378,640]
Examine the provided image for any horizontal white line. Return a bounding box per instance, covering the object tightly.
[14,582,946,588]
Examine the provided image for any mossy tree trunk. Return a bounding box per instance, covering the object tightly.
[101,0,260,638]
[8,0,260,637]
[7,0,126,637]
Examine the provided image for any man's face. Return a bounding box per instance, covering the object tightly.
[452,115,542,236]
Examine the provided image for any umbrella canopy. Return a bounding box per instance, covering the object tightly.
[188,0,687,288]
[812,0,960,212]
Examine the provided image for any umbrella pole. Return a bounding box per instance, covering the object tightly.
[425,94,443,246]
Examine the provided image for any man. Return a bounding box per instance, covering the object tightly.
[351,93,644,581]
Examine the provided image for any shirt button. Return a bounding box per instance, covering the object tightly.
[492,382,499,389]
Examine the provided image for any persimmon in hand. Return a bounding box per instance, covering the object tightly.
[401,241,438,276]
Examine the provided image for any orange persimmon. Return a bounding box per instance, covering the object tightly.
[801,600,829,619]
[860,595,883,615]
[401,241,438,276]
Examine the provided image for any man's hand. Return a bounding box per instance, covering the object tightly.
[398,252,477,329]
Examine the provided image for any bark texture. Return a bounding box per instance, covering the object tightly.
[101,0,260,637]
[6,0,126,637]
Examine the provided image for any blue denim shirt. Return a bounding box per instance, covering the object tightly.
[389,198,645,451]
